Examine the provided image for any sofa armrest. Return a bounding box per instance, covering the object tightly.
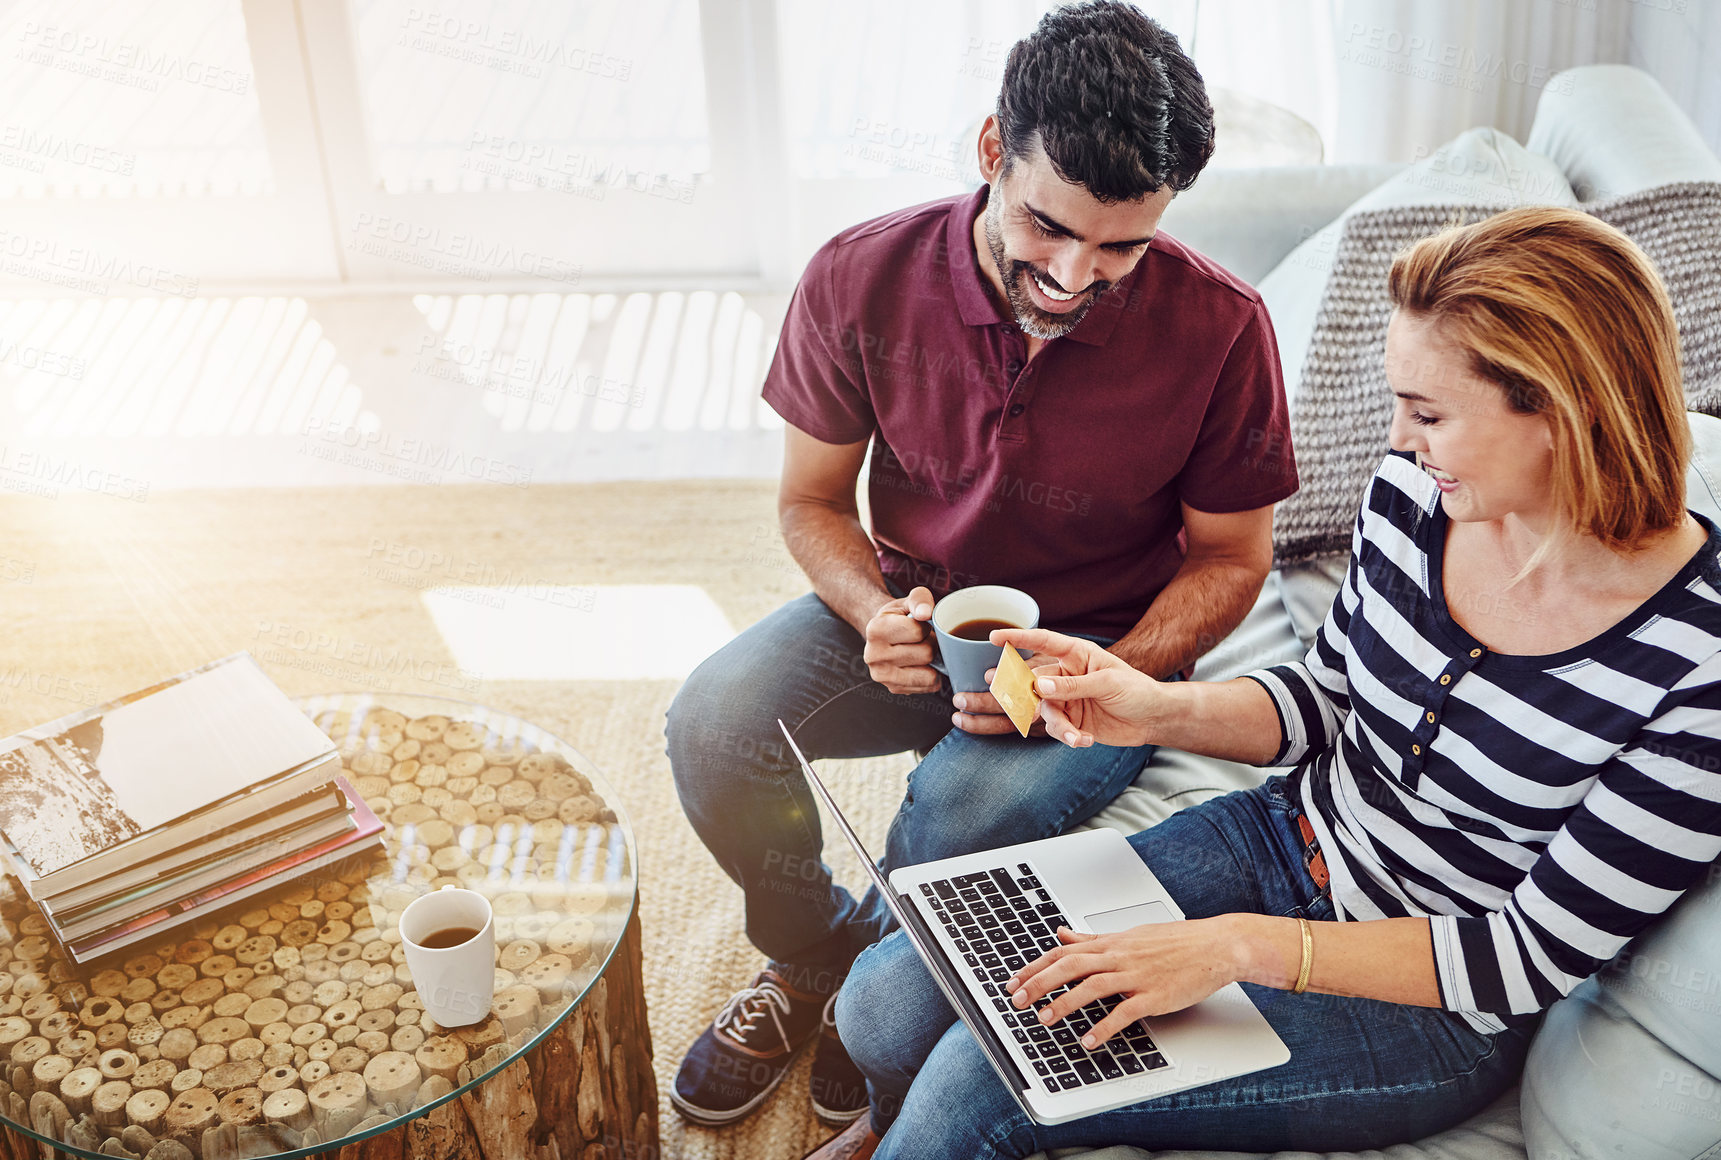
[1528,64,1721,200]
[1158,164,1404,285]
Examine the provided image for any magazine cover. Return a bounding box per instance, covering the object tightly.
[0,653,336,876]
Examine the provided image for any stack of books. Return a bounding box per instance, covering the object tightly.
[0,653,383,962]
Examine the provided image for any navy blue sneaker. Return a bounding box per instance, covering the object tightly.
[809,994,869,1126]
[671,969,827,1125]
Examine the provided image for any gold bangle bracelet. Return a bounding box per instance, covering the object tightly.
[1292,916,1314,994]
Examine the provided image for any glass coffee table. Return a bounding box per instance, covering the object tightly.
[0,694,654,1160]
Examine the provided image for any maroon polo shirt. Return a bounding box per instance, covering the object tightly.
[762,186,1297,640]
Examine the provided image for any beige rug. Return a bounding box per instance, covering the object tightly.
[0,478,911,1160]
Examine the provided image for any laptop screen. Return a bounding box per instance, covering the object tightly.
[775,720,911,928]
[774,720,1030,1100]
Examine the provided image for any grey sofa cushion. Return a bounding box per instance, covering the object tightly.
[1520,863,1721,1160]
[1525,63,1721,201]
[1158,164,1405,289]
[1043,1088,1524,1160]
[1254,128,1575,412]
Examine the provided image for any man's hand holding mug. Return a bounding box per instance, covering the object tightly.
[863,583,1045,736]
[863,586,940,694]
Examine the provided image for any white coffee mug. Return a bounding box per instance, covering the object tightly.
[400,885,496,1028]
[931,585,1040,693]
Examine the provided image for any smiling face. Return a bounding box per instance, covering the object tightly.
[1385,309,1558,530]
[972,118,1173,340]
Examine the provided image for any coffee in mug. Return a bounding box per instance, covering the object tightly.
[399,885,496,1027]
[950,617,1021,641]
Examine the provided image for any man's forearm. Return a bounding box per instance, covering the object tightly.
[780,501,894,635]
[1106,556,1267,680]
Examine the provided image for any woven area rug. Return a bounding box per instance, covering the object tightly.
[0,478,901,1160]
[1273,181,1721,566]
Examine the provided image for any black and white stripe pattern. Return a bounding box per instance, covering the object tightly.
[1250,453,1721,1031]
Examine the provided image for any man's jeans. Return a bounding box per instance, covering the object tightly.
[835,777,1535,1158]
[667,592,1157,985]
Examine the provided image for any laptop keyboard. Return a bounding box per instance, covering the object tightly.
[920,863,1170,1091]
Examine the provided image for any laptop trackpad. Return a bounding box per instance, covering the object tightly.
[1085,900,1175,933]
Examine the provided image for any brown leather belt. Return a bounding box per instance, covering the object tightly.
[1296,813,1331,893]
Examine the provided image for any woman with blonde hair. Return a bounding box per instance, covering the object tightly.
[828,206,1721,1158]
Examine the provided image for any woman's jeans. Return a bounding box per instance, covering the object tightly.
[836,777,1535,1158]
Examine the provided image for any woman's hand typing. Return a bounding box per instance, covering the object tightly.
[1003,920,1250,1050]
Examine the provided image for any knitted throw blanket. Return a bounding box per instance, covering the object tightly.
[1272,181,1721,567]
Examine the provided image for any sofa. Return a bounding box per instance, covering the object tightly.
[1035,65,1721,1160]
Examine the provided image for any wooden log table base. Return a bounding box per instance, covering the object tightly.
[0,702,657,1160]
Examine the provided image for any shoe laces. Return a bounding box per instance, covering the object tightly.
[715,974,794,1052]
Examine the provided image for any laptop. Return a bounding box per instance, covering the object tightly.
[778,720,1289,1126]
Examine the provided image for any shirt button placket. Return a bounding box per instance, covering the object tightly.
[1410,649,1482,787]
[999,354,1035,441]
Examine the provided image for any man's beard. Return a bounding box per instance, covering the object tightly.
[982,196,1112,341]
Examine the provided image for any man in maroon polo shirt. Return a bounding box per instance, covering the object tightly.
[666,1,1297,1137]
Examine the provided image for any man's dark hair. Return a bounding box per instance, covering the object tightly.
[997,1,1215,202]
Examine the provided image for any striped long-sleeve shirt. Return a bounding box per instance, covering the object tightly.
[1248,453,1721,1032]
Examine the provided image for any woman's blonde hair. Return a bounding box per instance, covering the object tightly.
[1388,206,1690,551]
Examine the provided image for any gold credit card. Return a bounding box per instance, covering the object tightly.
[989,644,1042,738]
